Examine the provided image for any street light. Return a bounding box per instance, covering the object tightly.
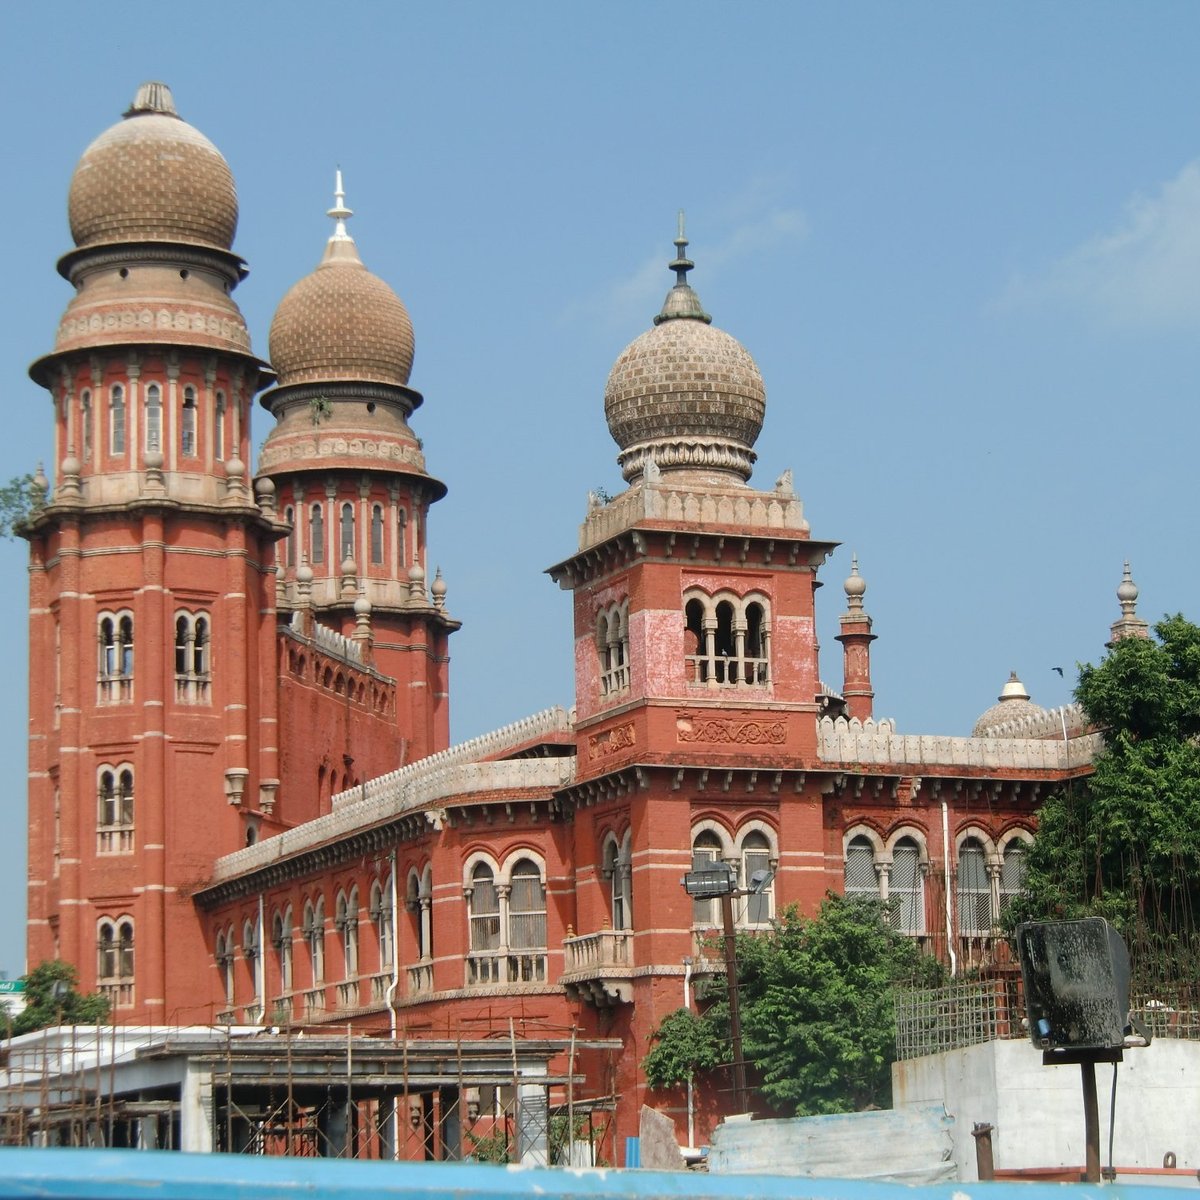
[680,863,772,1116]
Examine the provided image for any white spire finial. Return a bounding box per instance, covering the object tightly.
[327,169,353,241]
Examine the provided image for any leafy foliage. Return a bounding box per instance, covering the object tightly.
[644,895,943,1115]
[642,1006,729,1089]
[1010,615,1200,978]
[0,473,44,538]
[11,961,109,1035]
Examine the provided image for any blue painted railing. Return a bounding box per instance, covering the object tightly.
[0,1149,1175,1200]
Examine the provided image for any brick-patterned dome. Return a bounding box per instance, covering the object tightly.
[269,183,414,389]
[604,229,765,484]
[973,672,1046,737]
[67,83,238,253]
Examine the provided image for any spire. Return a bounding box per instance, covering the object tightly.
[1110,560,1150,643]
[654,211,712,326]
[844,553,867,613]
[124,81,179,119]
[320,169,363,268]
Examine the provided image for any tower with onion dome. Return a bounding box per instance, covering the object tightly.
[257,175,458,767]
[24,83,284,1021]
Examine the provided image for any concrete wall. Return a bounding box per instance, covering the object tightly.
[893,1037,1199,1180]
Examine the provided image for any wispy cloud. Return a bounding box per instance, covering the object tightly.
[566,190,808,330]
[1002,161,1200,329]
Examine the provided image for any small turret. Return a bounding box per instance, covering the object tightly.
[835,554,876,721]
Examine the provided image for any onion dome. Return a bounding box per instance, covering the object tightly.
[67,82,237,253]
[972,671,1045,737]
[604,215,766,484]
[268,173,415,388]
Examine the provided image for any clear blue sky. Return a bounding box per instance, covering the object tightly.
[1,1,1197,976]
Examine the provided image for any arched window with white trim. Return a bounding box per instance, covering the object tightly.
[890,837,925,935]
[215,927,235,1011]
[957,838,991,936]
[508,858,547,982]
[844,836,881,901]
[999,838,1028,920]
[98,917,134,1008]
[174,610,211,703]
[371,505,384,565]
[304,897,325,991]
[272,908,293,997]
[336,887,359,980]
[181,386,198,457]
[97,765,134,854]
[144,383,162,453]
[596,602,630,698]
[684,589,772,687]
[739,829,775,926]
[339,503,355,563]
[370,878,394,974]
[98,611,134,703]
[214,392,226,461]
[691,830,725,927]
[81,390,93,462]
[602,831,633,931]
[242,917,262,1017]
[466,861,501,984]
[310,504,325,564]
[109,385,126,456]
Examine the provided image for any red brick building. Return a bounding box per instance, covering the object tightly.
[24,82,1120,1151]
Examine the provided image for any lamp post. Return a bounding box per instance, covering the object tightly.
[680,863,760,1116]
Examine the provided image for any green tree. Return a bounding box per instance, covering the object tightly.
[1009,615,1200,979]
[642,1006,729,1090]
[644,895,942,1115]
[0,473,44,538]
[11,961,110,1035]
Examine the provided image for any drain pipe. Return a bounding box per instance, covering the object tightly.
[384,852,400,1158]
[683,956,695,1150]
[257,892,266,1019]
[942,799,957,977]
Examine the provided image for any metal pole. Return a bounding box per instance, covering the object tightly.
[720,891,748,1114]
[971,1122,995,1181]
[1081,1060,1101,1183]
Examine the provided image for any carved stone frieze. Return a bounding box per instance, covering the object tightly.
[589,722,636,761]
[676,712,786,746]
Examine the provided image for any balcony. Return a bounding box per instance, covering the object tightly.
[407,961,434,997]
[560,927,633,1006]
[465,950,547,987]
[370,972,391,1004]
[336,979,361,1010]
[303,987,326,1018]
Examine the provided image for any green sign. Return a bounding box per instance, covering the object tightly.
[0,982,25,994]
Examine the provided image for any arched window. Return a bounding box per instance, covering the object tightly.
[98,612,134,703]
[97,766,134,853]
[181,387,198,457]
[109,385,126,455]
[98,918,134,1007]
[284,506,295,567]
[243,918,262,1017]
[339,503,355,563]
[304,897,325,989]
[81,390,93,462]
[844,836,880,900]
[214,392,226,462]
[371,505,384,565]
[397,509,407,568]
[174,611,211,703]
[466,862,501,984]
[740,830,774,925]
[890,838,925,935]
[999,840,1028,920]
[370,879,394,973]
[272,908,293,997]
[691,830,725,926]
[684,591,772,687]
[957,838,991,936]
[144,383,162,453]
[596,602,630,697]
[507,859,547,982]
[310,504,325,564]
[602,833,633,931]
[336,887,359,979]
[216,928,235,1009]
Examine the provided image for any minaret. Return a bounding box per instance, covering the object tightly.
[835,554,875,721]
[1109,561,1150,644]
[24,83,280,1021]
[258,173,458,783]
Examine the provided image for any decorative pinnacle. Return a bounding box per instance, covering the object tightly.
[654,211,712,326]
[327,169,354,241]
[1117,559,1139,613]
[844,553,867,610]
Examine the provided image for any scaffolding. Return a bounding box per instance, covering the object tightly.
[0,1020,621,1164]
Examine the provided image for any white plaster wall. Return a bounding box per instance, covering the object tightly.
[894,1038,1199,1181]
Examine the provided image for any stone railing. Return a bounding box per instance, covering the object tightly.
[563,928,631,973]
[370,973,391,1005]
[578,477,808,552]
[334,705,573,808]
[303,987,326,1018]
[336,980,361,1010]
[407,961,434,996]
[212,755,576,882]
[816,716,1102,771]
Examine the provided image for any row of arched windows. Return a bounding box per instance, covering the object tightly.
[283,502,411,571]
[71,383,229,463]
[685,590,771,687]
[691,824,776,926]
[843,828,1030,936]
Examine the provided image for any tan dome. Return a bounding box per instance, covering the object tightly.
[604,227,765,483]
[68,82,237,253]
[269,182,414,389]
[973,672,1046,737]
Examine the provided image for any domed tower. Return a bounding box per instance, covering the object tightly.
[258,175,458,767]
[25,84,283,1021]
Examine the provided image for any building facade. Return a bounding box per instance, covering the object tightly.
[24,83,1128,1154]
